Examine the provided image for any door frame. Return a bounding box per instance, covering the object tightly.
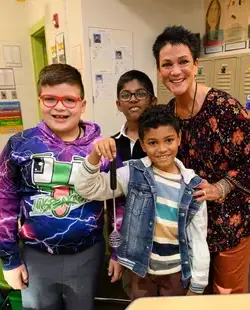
[30,18,48,120]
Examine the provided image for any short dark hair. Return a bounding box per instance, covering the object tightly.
[138,105,180,140]
[117,70,155,98]
[37,64,84,98]
[152,25,200,68]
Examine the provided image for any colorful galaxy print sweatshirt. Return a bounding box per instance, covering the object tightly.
[0,121,108,270]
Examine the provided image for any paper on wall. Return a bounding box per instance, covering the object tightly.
[0,100,23,134]
[114,46,133,76]
[224,0,249,43]
[94,71,113,99]
[0,68,15,89]
[71,45,82,70]
[91,30,113,71]
[56,32,66,64]
[3,45,22,67]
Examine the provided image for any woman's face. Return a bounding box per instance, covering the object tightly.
[207,0,220,29]
[158,43,198,97]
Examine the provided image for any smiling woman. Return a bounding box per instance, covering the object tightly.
[152,25,250,295]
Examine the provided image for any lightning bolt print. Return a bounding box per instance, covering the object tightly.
[0,121,107,269]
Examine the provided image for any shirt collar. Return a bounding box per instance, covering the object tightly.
[140,156,196,184]
[115,123,136,143]
[115,123,127,139]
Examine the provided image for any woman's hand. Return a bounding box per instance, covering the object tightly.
[193,180,221,202]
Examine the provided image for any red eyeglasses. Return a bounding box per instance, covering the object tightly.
[40,94,82,109]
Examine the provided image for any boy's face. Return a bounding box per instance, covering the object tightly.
[116,79,155,122]
[140,125,181,172]
[39,83,86,136]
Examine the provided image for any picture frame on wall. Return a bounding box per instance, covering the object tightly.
[225,41,247,52]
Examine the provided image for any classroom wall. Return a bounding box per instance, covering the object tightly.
[0,0,206,150]
[81,0,204,133]
[26,0,88,117]
[0,0,38,151]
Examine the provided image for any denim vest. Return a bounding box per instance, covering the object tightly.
[117,159,203,288]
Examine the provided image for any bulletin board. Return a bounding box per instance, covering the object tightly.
[88,27,134,136]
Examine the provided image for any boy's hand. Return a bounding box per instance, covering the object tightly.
[88,138,116,165]
[108,258,124,283]
[186,289,200,296]
[3,264,28,290]
[94,138,117,160]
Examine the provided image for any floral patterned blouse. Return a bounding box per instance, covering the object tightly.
[165,88,250,253]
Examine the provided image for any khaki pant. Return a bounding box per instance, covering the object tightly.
[208,236,250,294]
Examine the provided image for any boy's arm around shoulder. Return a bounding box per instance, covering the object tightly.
[75,156,130,200]
[187,199,210,294]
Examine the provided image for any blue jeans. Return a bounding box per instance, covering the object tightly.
[21,241,105,310]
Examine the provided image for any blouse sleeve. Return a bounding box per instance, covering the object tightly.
[215,96,250,194]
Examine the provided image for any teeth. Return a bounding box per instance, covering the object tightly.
[54,115,67,118]
[172,79,184,84]
[158,155,169,159]
[130,107,139,111]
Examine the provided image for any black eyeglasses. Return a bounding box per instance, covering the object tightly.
[118,89,152,102]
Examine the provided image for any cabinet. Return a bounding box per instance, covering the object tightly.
[196,59,213,86]
[213,57,238,98]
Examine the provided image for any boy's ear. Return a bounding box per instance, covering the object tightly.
[139,139,146,152]
[81,100,87,113]
[116,100,122,112]
[151,97,157,105]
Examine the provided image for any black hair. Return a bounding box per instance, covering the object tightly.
[138,105,180,140]
[152,25,200,68]
[37,64,84,98]
[117,70,155,98]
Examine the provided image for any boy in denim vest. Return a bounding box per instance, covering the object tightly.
[75,105,210,299]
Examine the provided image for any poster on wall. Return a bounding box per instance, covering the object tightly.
[51,45,58,64]
[94,71,113,99]
[3,45,22,67]
[203,0,224,47]
[89,28,133,100]
[91,29,113,71]
[56,32,66,64]
[114,46,133,76]
[0,100,23,134]
[0,68,15,89]
[223,0,249,44]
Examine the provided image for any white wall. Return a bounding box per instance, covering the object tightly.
[27,0,89,117]
[0,0,206,150]
[0,0,38,151]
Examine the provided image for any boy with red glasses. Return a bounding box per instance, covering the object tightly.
[0,64,107,310]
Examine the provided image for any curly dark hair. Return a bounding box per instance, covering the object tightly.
[138,105,180,140]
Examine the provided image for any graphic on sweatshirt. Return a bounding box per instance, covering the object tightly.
[30,153,88,218]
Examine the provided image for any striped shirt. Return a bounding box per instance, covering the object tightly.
[148,166,185,275]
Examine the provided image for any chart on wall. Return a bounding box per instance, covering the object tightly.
[89,27,134,136]
[0,67,23,134]
[204,0,250,53]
